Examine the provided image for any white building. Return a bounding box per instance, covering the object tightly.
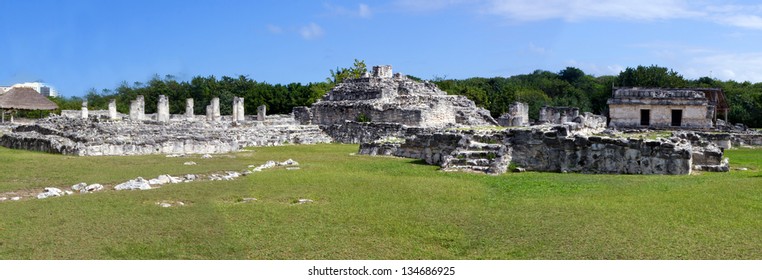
[0,82,59,97]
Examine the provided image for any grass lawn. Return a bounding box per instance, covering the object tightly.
[0,144,760,259]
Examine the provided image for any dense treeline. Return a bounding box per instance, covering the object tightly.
[48,64,762,127]
[50,74,331,117]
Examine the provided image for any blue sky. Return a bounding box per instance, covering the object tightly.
[2,0,762,97]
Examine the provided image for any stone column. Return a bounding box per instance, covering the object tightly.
[185,98,194,120]
[81,101,88,119]
[257,105,266,121]
[232,98,239,123]
[237,97,245,121]
[157,95,169,123]
[232,97,245,122]
[130,95,145,121]
[211,97,220,121]
[206,105,213,121]
[108,99,117,120]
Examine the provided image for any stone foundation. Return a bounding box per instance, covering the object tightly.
[304,66,496,128]
[0,115,331,156]
[360,125,730,175]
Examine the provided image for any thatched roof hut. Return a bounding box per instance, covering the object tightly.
[0,87,58,110]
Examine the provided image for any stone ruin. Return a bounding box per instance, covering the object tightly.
[538,106,579,125]
[3,64,760,175]
[360,125,728,175]
[497,102,529,127]
[2,94,331,156]
[294,65,496,128]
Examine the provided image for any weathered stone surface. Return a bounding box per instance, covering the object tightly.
[129,95,145,121]
[114,177,152,190]
[296,198,314,204]
[608,88,715,129]
[149,174,182,185]
[304,65,496,128]
[108,99,118,120]
[0,115,332,156]
[232,97,245,122]
[497,102,529,127]
[157,95,170,123]
[81,101,89,119]
[71,182,87,191]
[250,159,299,172]
[185,98,194,119]
[83,183,104,193]
[360,124,722,175]
[36,187,64,199]
[257,105,266,121]
[539,106,579,125]
[211,97,221,121]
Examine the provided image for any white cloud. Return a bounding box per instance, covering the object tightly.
[395,0,762,30]
[484,0,701,22]
[324,3,373,18]
[300,23,324,40]
[565,60,624,76]
[266,24,283,34]
[715,14,762,29]
[393,0,474,12]
[527,43,548,55]
[688,52,762,82]
[358,4,372,18]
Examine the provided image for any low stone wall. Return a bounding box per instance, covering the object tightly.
[360,126,727,175]
[0,116,332,156]
[394,133,465,165]
[673,131,733,149]
[538,106,580,125]
[322,121,441,144]
[732,133,762,147]
[508,129,693,174]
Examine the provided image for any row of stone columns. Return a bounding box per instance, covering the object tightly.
[124,95,255,122]
[82,96,262,123]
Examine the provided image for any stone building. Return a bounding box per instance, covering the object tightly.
[607,87,729,129]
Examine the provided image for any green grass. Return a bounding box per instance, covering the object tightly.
[616,131,673,140]
[0,144,761,259]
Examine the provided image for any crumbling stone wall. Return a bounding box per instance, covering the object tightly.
[507,129,693,174]
[0,116,331,156]
[323,121,440,144]
[538,106,579,125]
[497,102,529,127]
[360,126,727,175]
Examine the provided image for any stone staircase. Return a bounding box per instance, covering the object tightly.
[442,135,509,174]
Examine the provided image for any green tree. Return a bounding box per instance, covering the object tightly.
[328,59,367,84]
[618,65,686,88]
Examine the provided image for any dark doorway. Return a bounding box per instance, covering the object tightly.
[640,109,650,126]
[671,109,683,127]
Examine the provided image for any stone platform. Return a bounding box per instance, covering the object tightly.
[0,115,331,156]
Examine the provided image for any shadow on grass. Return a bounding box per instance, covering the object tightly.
[408,159,431,166]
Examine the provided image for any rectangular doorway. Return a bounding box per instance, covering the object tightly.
[640,109,650,126]
[671,109,683,127]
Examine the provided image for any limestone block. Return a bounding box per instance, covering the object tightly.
[108,99,118,120]
[257,105,266,121]
[157,95,169,123]
[81,101,88,119]
[186,98,194,119]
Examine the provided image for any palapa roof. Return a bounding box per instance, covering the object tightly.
[0,87,58,110]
